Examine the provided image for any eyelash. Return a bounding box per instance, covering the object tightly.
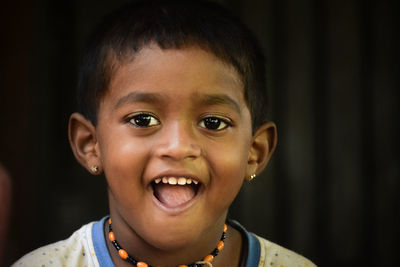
[198,116,232,131]
[126,113,232,131]
[127,113,160,128]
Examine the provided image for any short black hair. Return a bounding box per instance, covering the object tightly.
[77,0,269,130]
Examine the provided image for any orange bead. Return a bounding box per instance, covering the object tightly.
[137,262,148,267]
[203,254,214,262]
[118,249,129,259]
[223,224,228,233]
[108,232,115,242]
[178,265,188,267]
[108,218,112,225]
[217,240,224,251]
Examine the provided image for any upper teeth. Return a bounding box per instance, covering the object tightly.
[154,177,198,185]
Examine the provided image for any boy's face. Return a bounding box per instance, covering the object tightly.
[95,46,255,249]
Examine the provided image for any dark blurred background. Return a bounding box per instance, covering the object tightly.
[1,0,399,266]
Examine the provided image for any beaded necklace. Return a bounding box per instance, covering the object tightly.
[107,217,227,267]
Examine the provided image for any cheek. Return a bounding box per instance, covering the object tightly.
[102,141,136,170]
[206,140,250,208]
[99,125,143,166]
[215,154,248,190]
[209,132,251,175]
[98,131,149,191]
[100,141,152,214]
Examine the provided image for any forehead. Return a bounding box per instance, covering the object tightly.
[102,46,247,110]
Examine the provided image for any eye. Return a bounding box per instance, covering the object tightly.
[128,113,160,128]
[199,117,230,131]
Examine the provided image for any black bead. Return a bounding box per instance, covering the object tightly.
[211,248,219,256]
[127,256,137,264]
[112,241,121,251]
[221,232,226,241]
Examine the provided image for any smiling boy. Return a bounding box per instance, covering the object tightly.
[13,1,316,266]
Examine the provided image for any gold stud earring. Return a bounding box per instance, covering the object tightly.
[91,166,99,173]
[249,174,256,181]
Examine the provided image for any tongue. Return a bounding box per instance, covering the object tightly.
[154,184,196,207]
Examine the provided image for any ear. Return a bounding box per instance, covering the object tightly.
[68,112,102,174]
[245,121,277,181]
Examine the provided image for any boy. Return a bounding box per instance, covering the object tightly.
[13,1,316,266]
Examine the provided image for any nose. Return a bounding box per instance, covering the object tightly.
[155,121,201,160]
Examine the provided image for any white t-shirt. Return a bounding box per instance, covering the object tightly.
[13,217,316,267]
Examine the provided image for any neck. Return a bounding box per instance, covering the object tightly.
[104,215,243,267]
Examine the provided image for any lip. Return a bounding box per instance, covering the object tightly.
[147,171,205,214]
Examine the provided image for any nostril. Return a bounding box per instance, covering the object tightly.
[155,124,201,160]
[157,144,201,160]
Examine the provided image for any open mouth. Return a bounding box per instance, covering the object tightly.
[151,177,201,208]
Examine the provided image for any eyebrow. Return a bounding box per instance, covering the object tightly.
[114,91,165,110]
[196,94,242,114]
[114,91,242,114]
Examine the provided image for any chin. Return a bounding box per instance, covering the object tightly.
[146,228,201,251]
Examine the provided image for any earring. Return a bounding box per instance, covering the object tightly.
[91,166,99,173]
[249,174,256,181]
